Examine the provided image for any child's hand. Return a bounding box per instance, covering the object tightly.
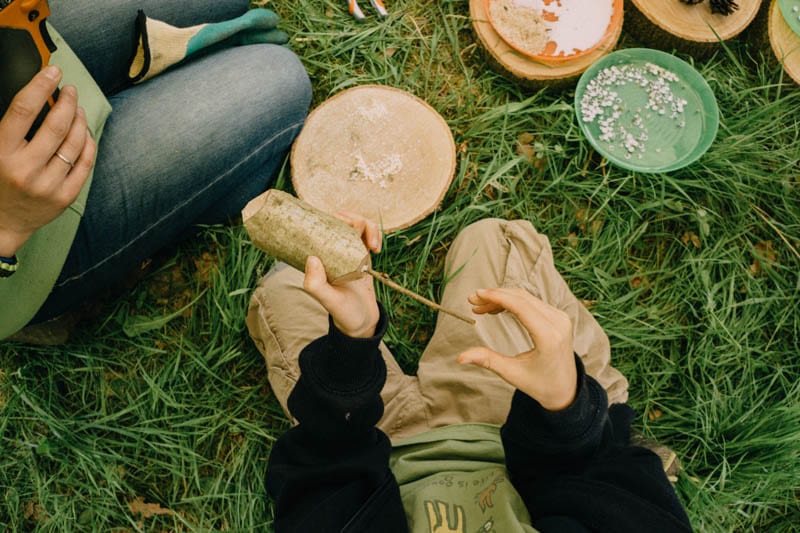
[303,212,381,338]
[458,288,578,411]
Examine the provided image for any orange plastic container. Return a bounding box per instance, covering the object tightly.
[484,0,623,65]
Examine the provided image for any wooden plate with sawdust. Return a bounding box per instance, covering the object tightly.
[291,85,456,233]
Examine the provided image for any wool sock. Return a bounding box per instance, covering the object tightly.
[128,8,288,84]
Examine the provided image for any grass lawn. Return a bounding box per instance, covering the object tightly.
[2,0,799,531]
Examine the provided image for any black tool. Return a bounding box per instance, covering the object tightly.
[0,0,59,140]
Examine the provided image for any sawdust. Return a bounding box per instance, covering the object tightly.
[357,101,389,121]
[349,152,403,188]
[490,0,549,55]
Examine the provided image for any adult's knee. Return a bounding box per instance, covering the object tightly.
[248,44,312,123]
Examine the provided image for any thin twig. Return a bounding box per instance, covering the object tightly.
[751,204,800,260]
[366,268,476,325]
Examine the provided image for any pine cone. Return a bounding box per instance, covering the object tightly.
[710,0,738,15]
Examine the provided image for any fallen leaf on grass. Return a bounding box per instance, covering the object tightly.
[193,251,219,285]
[516,132,546,171]
[648,408,663,421]
[128,497,174,518]
[581,299,597,310]
[385,47,399,58]
[24,501,47,522]
[750,240,777,275]
[517,133,536,161]
[567,232,579,248]
[681,231,701,249]
[575,208,603,235]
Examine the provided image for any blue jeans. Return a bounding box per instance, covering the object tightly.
[33,0,311,321]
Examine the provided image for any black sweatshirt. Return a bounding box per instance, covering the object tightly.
[266,306,692,532]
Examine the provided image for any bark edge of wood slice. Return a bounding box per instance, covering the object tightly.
[768,0,800,84]
[626,0,762,58]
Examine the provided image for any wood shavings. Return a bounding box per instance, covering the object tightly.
[349,152,403,188]
[489,0,548,55]
[357,101,389,121]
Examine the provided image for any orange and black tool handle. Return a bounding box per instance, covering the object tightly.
[0,0,58,140]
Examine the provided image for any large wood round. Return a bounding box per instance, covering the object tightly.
[470,0,624,88]
[291,85,456,233]
[769,0,800,84]
[626,0,762,58]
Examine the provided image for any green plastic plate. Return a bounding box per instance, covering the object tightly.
[575,48,719,173]
[778,0,800,38]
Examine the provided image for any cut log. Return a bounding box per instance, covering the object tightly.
[768,0,800,84]
[291,85,455,233]
[626,0,762,58]
[470,0,624,88]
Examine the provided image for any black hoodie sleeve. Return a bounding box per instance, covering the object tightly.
[502,356,692,533]
[265,304,408,533]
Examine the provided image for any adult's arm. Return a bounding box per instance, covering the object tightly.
[0,67,95,258]
[265,306,407,533]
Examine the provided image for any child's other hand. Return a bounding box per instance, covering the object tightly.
[458,288,578,411]
[303,212,381,338]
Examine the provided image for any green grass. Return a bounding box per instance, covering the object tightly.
[2,0,799,530]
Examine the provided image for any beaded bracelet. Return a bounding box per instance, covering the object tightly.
[0,255,18,278]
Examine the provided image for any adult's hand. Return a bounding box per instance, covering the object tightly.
[0,65,96,258]
[458,287,578,411]
[303,212,382,339]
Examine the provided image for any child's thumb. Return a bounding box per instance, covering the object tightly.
[459,347,522,390]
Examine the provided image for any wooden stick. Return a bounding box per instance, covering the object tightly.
[366,268,476,325]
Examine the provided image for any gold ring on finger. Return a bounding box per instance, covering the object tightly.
[55,151,76,168]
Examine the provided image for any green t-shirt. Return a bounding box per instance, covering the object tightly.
[0,26,111,339]
[390,423,539,533]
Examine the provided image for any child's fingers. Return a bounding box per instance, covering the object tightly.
[467,291,504,314]
[458,346,519,389]
[336,210,381,252]
[473,288,554,340]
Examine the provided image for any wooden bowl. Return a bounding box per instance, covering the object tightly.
[484,0,623,65]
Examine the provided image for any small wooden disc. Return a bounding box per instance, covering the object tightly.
[470,0,624,88]
[627,0,761,57]
[769,0,800,84]
[291,85,455,233]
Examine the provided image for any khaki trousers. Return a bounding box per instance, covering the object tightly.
[246,218,629,442]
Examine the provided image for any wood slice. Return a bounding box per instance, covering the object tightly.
[626,0,762,58]
[291,85,455,233]
[470,0,624,89]
[769,0,800,83]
